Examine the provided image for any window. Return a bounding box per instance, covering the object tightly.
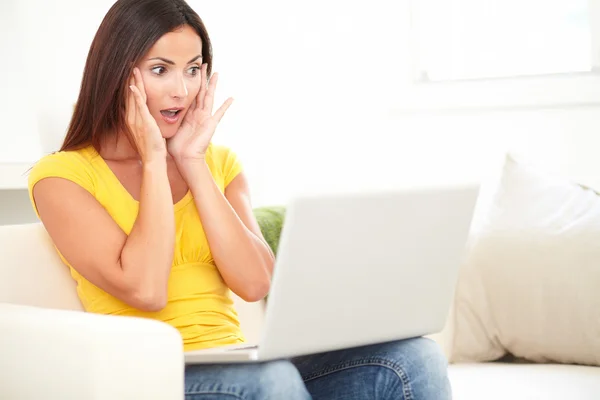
[397,0,600,111]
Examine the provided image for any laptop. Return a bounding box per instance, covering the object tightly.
[184,184,480,364]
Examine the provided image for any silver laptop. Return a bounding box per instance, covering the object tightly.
[184,184,480,364]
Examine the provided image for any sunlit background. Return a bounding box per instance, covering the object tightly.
[2,0,600,224]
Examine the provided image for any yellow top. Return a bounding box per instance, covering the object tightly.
[27,143,246,351]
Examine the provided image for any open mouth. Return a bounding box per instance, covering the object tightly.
[159,108,184,124]
[160,109,182,118]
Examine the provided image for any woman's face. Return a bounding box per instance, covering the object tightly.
[137,25,203,139]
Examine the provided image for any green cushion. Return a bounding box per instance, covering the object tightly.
[253,206,286,255]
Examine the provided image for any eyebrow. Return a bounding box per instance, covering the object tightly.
[147,55,202,65]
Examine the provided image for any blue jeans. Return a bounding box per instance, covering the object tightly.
[184,337,452,399]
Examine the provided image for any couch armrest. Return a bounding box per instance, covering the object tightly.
[0,303,184,400]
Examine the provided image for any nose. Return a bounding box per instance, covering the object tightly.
[170,73,188,99]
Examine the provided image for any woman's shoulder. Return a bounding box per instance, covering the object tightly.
[206,142,237,159]
[205,143,243,187]
[28,145,98,194]
[32,145,96,166]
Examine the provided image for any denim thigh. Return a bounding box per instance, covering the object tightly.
[291,337,452,400]
[185,359,311,400]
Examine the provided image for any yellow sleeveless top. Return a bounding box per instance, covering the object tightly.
[27,143,246,351]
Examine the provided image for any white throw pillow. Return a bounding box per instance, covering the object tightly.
[448,153,600,366]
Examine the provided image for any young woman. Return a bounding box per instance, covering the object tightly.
[28,0,451,398]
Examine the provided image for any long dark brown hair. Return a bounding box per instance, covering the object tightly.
[60,0,212,152]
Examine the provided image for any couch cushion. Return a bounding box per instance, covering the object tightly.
[448,154,600,366]
[253,205,286,255]
[449,363,600,400]
[0,223,83,311]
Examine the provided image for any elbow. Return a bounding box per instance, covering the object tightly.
[128,287,168,312]
[138,298,168,313]
[238,279,271,303]
[116,258,170,312]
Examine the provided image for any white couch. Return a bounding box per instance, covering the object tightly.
[1,222,599,399]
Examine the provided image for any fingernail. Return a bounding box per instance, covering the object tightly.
[129,85,134,92]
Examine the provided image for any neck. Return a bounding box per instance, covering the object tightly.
[98,131,173,163]
[98,132,142,161]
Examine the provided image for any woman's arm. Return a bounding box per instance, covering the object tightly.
[33,158,175,312]
[178,159,274,302]
[119,158,176,309]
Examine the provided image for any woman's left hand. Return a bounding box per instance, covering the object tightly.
[167,64,234,163]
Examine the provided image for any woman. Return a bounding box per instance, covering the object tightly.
[28,0,452,398]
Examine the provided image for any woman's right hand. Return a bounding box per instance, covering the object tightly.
[127,67,166,163]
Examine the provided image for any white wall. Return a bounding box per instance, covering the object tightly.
[0,1,43,163]
[1,0,600,225]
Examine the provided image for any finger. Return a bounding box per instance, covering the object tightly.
[127,79,137,133]
[213,97,234,123]
[197,63,208,110]
[130,84,142,110]
[129,84,143,135]
[204,72,218,113]
[130,84,153,125]
[182,102,196,126]
[133,67,147,104]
